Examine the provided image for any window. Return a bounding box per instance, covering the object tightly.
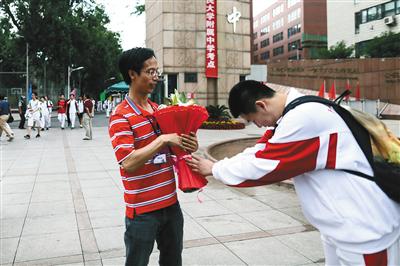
[273,32,284,43]
[288,0,300,8]
[260,26,270,36]
[253,43,258,50]
[272,4,284,17]
[253,32,258,39]
[272,18,284,30]
[384,1,395,16]
[261,51,270,60]
[253,55,258,62]
[288,8,301,23]
[261,38,270,48]
[253,20,258,28]
[361,10,367,23]
[260,13,270,24]
[273,46,284,56]
[288,39,301,51]
[397,0,400,14]
[184,73,197,83]
[355,12,361,34]
[367,6,377,20]
[288,23,301,38]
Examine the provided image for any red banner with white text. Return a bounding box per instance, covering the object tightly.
[205,0,218,78]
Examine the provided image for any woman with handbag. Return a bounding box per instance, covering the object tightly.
[0,94,14,141]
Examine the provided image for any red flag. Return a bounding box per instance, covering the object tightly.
[318,80,325,98]
[344,79,351,101]
[328,81,336,100]
[355,82,361,101]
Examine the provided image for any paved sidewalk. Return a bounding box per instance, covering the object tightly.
[1,115,324,266]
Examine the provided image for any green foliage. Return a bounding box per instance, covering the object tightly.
[133,3,145,16]
[0,0,122,97]
[364,31,400,58]
[206,105,231,121]
[317,41,354,59]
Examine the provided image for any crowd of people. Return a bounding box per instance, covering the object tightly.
[0,92,100,141]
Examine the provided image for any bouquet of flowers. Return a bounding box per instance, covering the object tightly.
[154,90,209,192]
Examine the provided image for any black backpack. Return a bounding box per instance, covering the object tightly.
[282,95,400,203]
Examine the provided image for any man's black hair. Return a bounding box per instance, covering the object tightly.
[118,47,156,85]
[0,95,4,100]
[228,80,275,118]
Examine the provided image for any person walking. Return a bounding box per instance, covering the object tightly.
[24,92,42,139]
[0,94,14,141]
[187,80,400,266]
[105,97,113,117]
[40,96,50,130]
[57,94,67,129]
[67,93,78,129]
[18,95,27,129]
[77,95,84,128]
[45,95,53,128]
[82,94,93,140]
[109,47,199,266]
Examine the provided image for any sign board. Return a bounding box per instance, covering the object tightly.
[205,0,218,78]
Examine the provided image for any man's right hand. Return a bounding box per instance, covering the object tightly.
[160,133,182,148]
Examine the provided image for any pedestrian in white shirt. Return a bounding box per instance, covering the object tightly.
[77,96,84,128]
[105,98,113,117]
[67,94,78,129]
[24,92,43,139]
[45,95,53,128]
[39,96,49,130]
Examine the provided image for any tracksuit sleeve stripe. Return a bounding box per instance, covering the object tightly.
[212,137,321,187]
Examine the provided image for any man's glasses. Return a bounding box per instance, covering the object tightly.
[143,68,162,77]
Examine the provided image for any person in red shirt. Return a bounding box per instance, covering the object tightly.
[109,47,198,266]
[57,94,67,129]
[82,93,93,140]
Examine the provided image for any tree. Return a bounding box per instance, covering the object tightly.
[133,1,145,16]
[0,0,122,98]
[364,31,400,58]
[317,41,354,59]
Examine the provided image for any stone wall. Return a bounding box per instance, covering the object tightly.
[267,58,400,104]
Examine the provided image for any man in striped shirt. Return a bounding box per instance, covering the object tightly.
[109,47,198,266]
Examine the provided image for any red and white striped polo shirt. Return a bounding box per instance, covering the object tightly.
[109,97,177,219]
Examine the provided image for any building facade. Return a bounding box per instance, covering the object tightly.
[327,0,400,56]
[252,0,327,63]
[145,0,251,106]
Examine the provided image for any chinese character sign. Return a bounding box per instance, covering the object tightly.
[205,0,218,78]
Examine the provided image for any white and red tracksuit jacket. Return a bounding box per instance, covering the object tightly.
[212,89,400,254]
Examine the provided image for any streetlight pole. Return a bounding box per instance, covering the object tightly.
[26,43,29,103]
[67,66,84,96]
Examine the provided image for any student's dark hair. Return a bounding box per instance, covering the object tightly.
[118,47,156,85]
[0,95,4,100]
[32,92,37,97]
[83,93,90,98]
[228,80,276,118]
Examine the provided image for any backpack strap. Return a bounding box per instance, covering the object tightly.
[282,95,376,182]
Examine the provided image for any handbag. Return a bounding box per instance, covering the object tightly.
[7,113,14,123]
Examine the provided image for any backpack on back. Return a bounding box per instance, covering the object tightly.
[282,95,400,203]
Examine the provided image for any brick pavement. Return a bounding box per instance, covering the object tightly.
[1,115,325,266]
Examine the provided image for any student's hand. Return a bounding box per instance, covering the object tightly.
[181,132,198,153]
[185,154,214,176]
